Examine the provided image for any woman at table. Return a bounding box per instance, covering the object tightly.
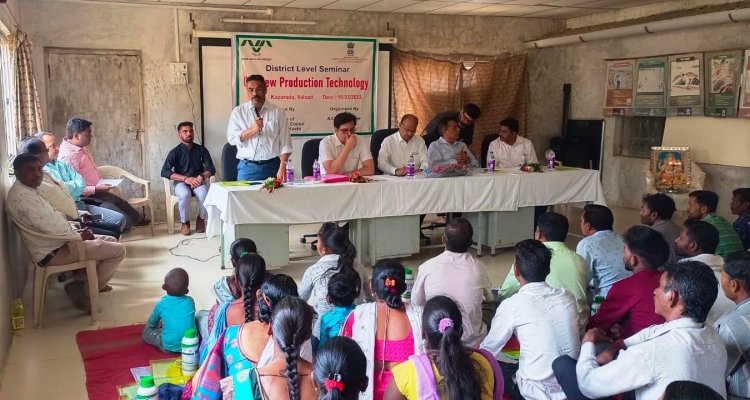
[384,296,504,400]
[299,223,370,338]
[341,260,425,400]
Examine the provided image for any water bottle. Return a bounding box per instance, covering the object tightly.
[181,328,199,378]
[11,298,24,332]
[136,375,158,400]
[545,149,556,170]
[486,151,496,172]
[591,295,604,316]
[406,155,415,178]
[312,159,321,181]
[285,159,294,183]
[402,267,414,301]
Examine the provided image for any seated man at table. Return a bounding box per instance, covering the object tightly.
[161,121,215,236]
[687,190,743,258]
[319,112,374,176]
[426,113,478,170]
[7,154,126,310]
[58,117,147,229]
[487,117,537,169]
[377,114,427,176]
[577,204,630,299]
[19,135,122,239]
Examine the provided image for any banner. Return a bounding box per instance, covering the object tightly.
[667,53,704,116]
[739,50,750,118]
[633,57,667,117]
[705,51,742,118]
[603,59,634,116]
[234,34,377,136]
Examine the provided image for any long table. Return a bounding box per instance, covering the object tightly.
[204,167,605,267]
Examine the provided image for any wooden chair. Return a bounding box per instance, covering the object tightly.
[9,215,99,327]
[162,176,215,234]
[97,165,155,235]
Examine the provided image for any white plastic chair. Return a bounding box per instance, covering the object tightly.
[10,215,99,327]
[162,176,215,234]
[97,165,155,235]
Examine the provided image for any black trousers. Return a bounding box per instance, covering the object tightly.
[498,361,525,400]
[552,355,632,400]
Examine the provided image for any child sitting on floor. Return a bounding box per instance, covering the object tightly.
[318,272,358,350]
[143,267,196,353]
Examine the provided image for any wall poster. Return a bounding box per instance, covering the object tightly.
[704,51,742,118]
[739,50,750,118]
[633,57,667,117]
[604,59,634,116]
[667,53,704,116]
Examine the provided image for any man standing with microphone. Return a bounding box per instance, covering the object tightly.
[227,74,292,181]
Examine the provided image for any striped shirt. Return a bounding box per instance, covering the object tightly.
[714,298,750,399]
[703,213,744,258]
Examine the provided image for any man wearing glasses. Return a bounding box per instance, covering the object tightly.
[227,74,292,181]
[422,103,481,148]
[318,112,374,176]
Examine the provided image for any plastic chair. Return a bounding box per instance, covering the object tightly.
[163,176,216,234]
[97,165,155,235]
[370,128,398,175]
[221,143,238,182]
[10,215,99,327]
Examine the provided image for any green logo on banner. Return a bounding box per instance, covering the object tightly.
[241,39,273,54]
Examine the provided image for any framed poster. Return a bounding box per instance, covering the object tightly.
[739,50,750,118]
[650,146,692,194]
[603,59,634,116]
[633,57,667,116]
[705,51,742,117]
[667,53,704,116]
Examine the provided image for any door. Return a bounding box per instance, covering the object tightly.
[45,48,145,182]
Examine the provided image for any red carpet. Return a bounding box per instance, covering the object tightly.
[76,324,174,400]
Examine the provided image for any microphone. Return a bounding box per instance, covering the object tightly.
[251,106,262,133]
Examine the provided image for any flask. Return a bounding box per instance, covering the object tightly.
[545,149,556,170]
[11,298,24,331]
[406,155,415,178]
[181,328,199,378]
[285,159,294,183]
[402,267,414,300]
[312,159,321,181]
[591,295,604,316]
[487,151,496,172]
[136,375,158,400]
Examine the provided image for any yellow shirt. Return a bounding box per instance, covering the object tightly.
[391,352,495,400]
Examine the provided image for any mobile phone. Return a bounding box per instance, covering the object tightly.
[89,214,103,222]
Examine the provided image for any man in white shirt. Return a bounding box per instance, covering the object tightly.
[486,117,537,169]
[227,74,292,181]
[318,112,374,176]
[6,154,125,311]
[676,220,735,323]
[377,114,427,176]
[553,261,727,400]
[412,218,493,347]
[481,239,581,400]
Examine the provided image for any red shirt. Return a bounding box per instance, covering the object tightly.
[587,269,665,339]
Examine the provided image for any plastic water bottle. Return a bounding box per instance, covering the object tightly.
[11,298,24,332]
[136,375,158,400]
[486,151,496,172]
[591,295,604,316]
[312,159,321,181]
[406,155,415,178]
[545,149,556,170]
[402,267,414,301]
[181,328,199,378]
[285,159,294,183]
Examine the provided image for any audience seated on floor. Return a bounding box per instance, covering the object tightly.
[661,380,724,400]
[553,261,728,400]
[481,239,581,400]
[385,296,503,400]
[588,225,669,340]
[675,220,735,323]
[731,188,750,251]
[314,337,369,400]
[499,211,590,329]
[318,272,357,351]
[714,251,750,400]
[577,204,630,299]
[640,193,682,262]
[143,268,195,353]
[6,154,126,312]
[687,190,743,258]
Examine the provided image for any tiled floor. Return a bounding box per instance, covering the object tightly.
[0,207,640,399]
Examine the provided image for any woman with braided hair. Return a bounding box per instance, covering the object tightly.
[249,296,316,400]
[342,260,425,400]
[384,295,503,400]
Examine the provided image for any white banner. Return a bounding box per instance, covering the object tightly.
[234,34,377,136]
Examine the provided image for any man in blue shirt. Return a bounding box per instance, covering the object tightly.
[426,113,478,170]
[576,204,630,298]
[731,188,750,251]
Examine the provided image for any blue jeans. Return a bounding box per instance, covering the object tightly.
[77,201,128,232]
[237,157,280,181]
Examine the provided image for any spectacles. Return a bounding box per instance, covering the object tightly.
[337,128,356,134]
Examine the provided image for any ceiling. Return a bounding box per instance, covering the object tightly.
[145,0,669,17]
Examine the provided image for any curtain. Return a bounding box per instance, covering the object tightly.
[391,50,528,157]
[11,30,44,139]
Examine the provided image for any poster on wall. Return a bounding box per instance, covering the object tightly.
[603,59,634,116]
[233,34,377,136]
[739,50,750,118]
[704,51,742,118]
[667,53,704,116]
[633,57,667,116]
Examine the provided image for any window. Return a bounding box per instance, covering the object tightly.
[613,117,665,159]
[0,35,16,159]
